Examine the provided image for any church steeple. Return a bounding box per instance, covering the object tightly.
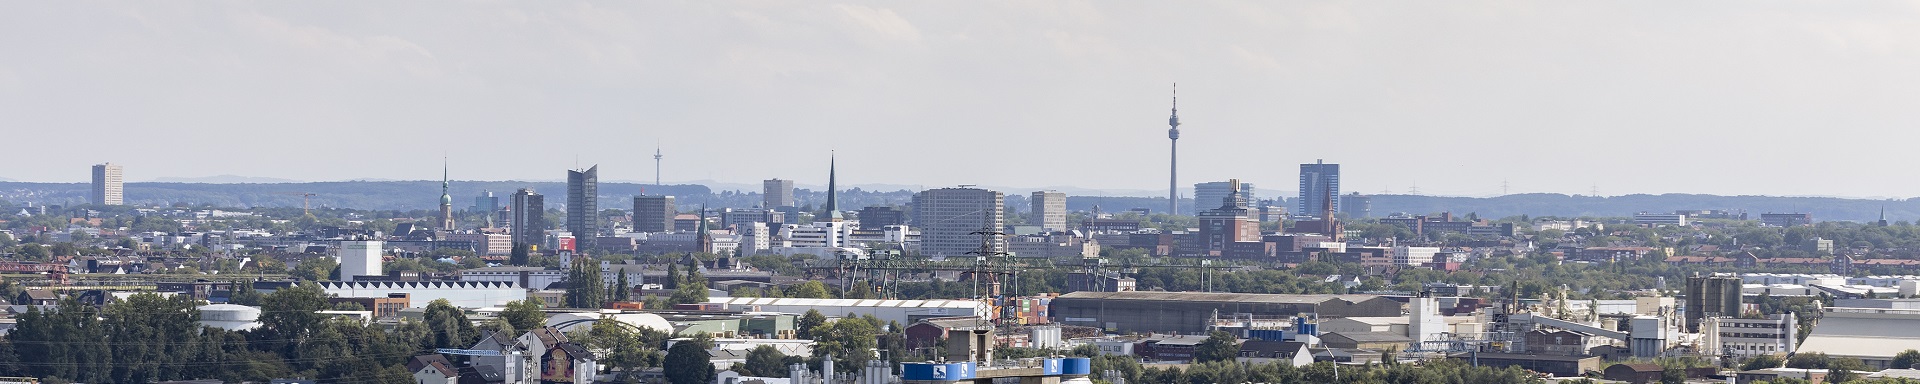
[439,157,455,230]
[826,152,843,222]
[697,205,713,253]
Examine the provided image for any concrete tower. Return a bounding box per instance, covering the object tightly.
[653,146,663,186]
[439,159,455,230]
[1167,84,1181,216]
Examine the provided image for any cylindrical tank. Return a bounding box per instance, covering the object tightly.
[197,304,262,331]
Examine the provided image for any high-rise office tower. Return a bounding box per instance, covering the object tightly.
[438,160,455,229]
[510,189,545,247]
[763,178,795,208]
[567,166,599,250]
[472,190,499,213]
[1298,160,1341,219]
[912,187,1006,257]
[1166,85,1181,215]
[632,195,675,233]
[1030,191,1066,232]
[91,163,123,206]
[1342,193,1372,219]
[857,206,906,231]
[1193,181,1254,212]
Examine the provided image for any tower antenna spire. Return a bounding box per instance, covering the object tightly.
[1167,83,1181,216]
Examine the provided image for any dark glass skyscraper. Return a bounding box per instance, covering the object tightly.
[510,188,545,247]
[567,166,599,250]
[1298,160,1340,219]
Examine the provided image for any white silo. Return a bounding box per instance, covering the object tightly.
[338,240,383,281]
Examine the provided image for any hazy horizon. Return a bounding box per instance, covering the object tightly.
[8,2,1920,198]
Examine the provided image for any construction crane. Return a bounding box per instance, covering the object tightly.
[273,192,317,215]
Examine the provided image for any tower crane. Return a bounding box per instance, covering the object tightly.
[273,192,317,215]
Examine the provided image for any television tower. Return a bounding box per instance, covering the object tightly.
[1167,83,1181,216]
[653,146,663,186]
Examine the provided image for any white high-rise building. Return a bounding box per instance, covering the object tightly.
[1030,191,1066,232]
[912,187,1006,257]
[338,240,384,281]
[91,163,123,206]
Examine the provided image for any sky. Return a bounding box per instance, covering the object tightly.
[5,1,1920,198]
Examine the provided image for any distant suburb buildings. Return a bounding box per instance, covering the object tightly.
[91,162,122,206]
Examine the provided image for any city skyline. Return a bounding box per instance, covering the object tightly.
[12,2,1920,198]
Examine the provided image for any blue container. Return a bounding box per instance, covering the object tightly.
[902,362,976,381]
[1059,357,1092,375]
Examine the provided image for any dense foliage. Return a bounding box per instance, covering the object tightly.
[1,284,423,383]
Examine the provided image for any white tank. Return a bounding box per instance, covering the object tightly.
[198,304,262,331]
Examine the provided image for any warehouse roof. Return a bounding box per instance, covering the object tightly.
[1055,291,1382,304]
[708,297,984,309]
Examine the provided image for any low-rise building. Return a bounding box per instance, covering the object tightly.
[1705,313,1797,359]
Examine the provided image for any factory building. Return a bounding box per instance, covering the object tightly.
[1048,291,1402,334]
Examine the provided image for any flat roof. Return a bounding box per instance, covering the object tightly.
[1056,291,1382,304]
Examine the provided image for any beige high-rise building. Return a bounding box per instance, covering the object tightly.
[1030,190,1066,232]
[91,163,123,206]
[912,187,1006,257]
[763,178,794,208]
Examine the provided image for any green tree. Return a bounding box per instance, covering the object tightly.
[1893,349,1920,370]
[291,257,338,281]
[565,259,605,308]
[786,281,832,299]
[571,319,655,382]
[1661,366,1685,384]
[615,272,632,301]
[258,283,331,349]
[1742,354,1786,370]
[510,243,530,266]
[1828,357,1867,383]
[742,345,787,377]
[796,310,827,339]
[1192,331,1240,363]
[664,340,715,384]
[501,299,547,331]
[1785,352,1830,369]
[423,299,479,349]
[811,318,879,370]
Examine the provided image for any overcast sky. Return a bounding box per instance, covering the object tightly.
[5,2,1920,198]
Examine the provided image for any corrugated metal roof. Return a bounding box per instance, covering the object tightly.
[1056,291,1382,304]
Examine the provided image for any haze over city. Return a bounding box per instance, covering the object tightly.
[7,2,1920,197]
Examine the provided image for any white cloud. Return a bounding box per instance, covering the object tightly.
[834,4,922,42]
